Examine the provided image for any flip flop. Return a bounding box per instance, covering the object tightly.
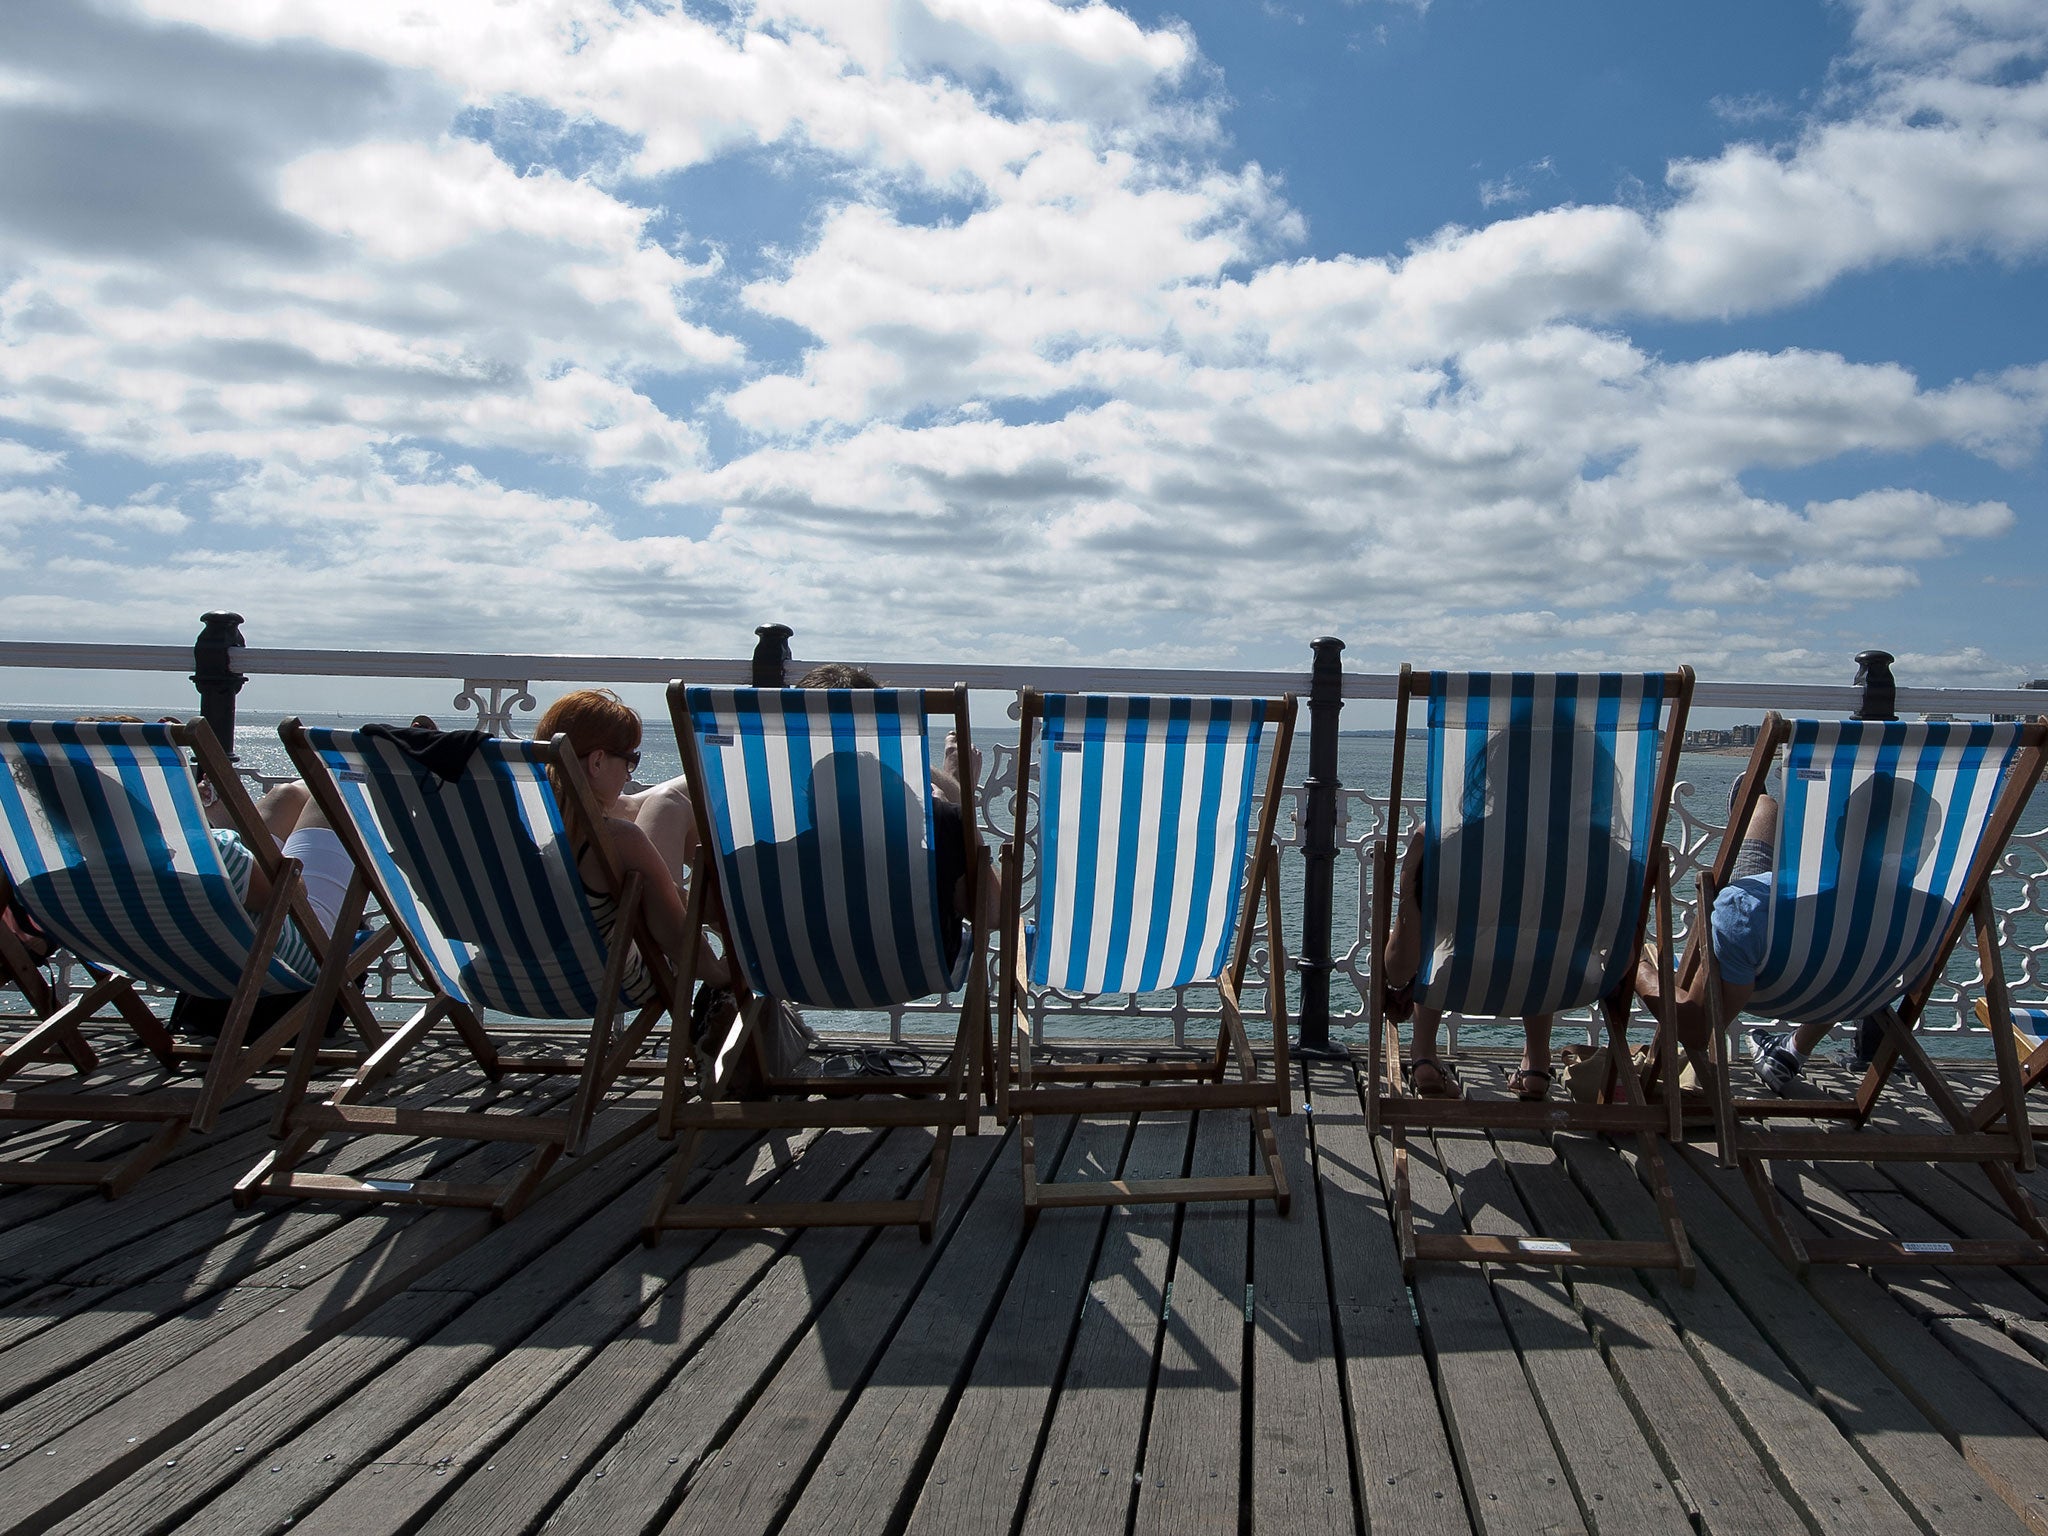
[1509,1066,1553,1102]
[1404,1058,1462,1099]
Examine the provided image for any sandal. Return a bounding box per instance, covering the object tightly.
[1509,1066,1553,1102]
[1404,1058,1462,1099]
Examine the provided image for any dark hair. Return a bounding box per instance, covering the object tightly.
[795,663,880,688]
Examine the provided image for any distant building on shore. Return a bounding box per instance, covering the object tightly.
[1683,723,1758,749]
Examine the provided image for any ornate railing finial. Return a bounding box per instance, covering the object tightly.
[191,611,247,753]
[1853,649,1897,721]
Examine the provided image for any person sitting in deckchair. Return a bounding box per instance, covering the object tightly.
[1634,774,1938,1093]
[792,663,976,946]
[533,689,728,987]
[1381,727,1637,1102]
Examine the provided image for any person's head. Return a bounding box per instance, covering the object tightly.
[1832,774,1941,882]
[536,689,642,808]
[794,663,879,689]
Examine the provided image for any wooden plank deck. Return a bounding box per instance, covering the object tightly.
[5,1031,2048,1534]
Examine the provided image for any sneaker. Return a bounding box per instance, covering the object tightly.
[1747,1028,1803,1096]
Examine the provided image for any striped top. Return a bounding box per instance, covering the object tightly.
[0,720,321,998]
[1028,694,1267,995]
[299,728,631,1019]
[1744,719,2024,1024]
[683,687,965,1010]
[1412,673,1669,1018]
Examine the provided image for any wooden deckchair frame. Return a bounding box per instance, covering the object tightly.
[994,690,1297,1219]
[238,721,678,1223]
[0,718,385,1196]
[1691,712,2048,1272]
[1967,998,2048,1138]
[1367,665,1698,1283]
[643,682,991,1244]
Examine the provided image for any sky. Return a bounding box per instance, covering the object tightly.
[3,0,2047,709]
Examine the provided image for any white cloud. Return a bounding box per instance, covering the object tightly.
[0,0,2042,693]
[0,439,64,477]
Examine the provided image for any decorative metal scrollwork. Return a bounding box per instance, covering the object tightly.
[453,679,538,737]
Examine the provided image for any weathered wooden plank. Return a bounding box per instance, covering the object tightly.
[45,1290,471,1536]
[1571,1137,2030,1536]
[1428,1085,1690,1536]
[434,1129,944,1536]
[1676,1144,2048,1536]
[1132,1108,1252,1536]
[776,1118,1083,1536]
[1016,1114,1193,1536]
[0,1105,616,1536]
[46,1134,744,1536]
[1507,1134,1905,1536]
[0,1058,512,1288]
[897,1115,1132,1536]
[0,1285,282,1459]
[1401,1122,1588,1536]
[658,1127,1010,1536]
[1304,1063,1468,1536]
[1246,1071,1354,1536]
[325,1130,892,1536]
[0,1064,529,1386]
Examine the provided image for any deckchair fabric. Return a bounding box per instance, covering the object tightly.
[0,721,320,997]
[0,717,361,1197]
[1744,720,2024,1025]
[243,721,675,1223]
[998,690,1297,1217]
[683,687,964,1010]
[1029,694,1265,996]
[1412,672,1668,1020]
[1701,712,2048,1272]
[645,683,988,1243]
[1371,666,1695,1282]
[295,728,639,1018]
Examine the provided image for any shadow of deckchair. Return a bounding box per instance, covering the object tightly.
[1367,667,1698,1283]
[995,690,1299,1217]
[1690,713,2048,1271]
[237,722,679,1223]
[0,718,384,1195]
[643,684,990,1242]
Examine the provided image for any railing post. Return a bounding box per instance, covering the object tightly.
[1295,635,1345,1058]
[1853,649,1897,721]
[1850,648,1900,1066]
[752,623,793,687]
[191,612,246,753]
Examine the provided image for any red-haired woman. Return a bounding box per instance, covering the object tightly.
[534,689,726,986]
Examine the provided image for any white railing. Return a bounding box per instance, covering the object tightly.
[6,636,2045,1052]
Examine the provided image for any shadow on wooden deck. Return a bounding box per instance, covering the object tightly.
[2,1030,2047,1535]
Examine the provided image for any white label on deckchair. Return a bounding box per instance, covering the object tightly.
[362,1178,415,1193]
[1519,1239,1572,1254]
[1797,767,1826,780]
[338,771,368,783]
[701,732,733,746]
[1055,741,1083,752]
[1902,1241,1954,1254]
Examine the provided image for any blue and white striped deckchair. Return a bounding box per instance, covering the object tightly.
[997,691,1297,1217]
[241,722,679,1222]
[1368,667,1696,1281]
[0,719,353,1195]
[645,683,990,1243]
[1703,713,2048,1271]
